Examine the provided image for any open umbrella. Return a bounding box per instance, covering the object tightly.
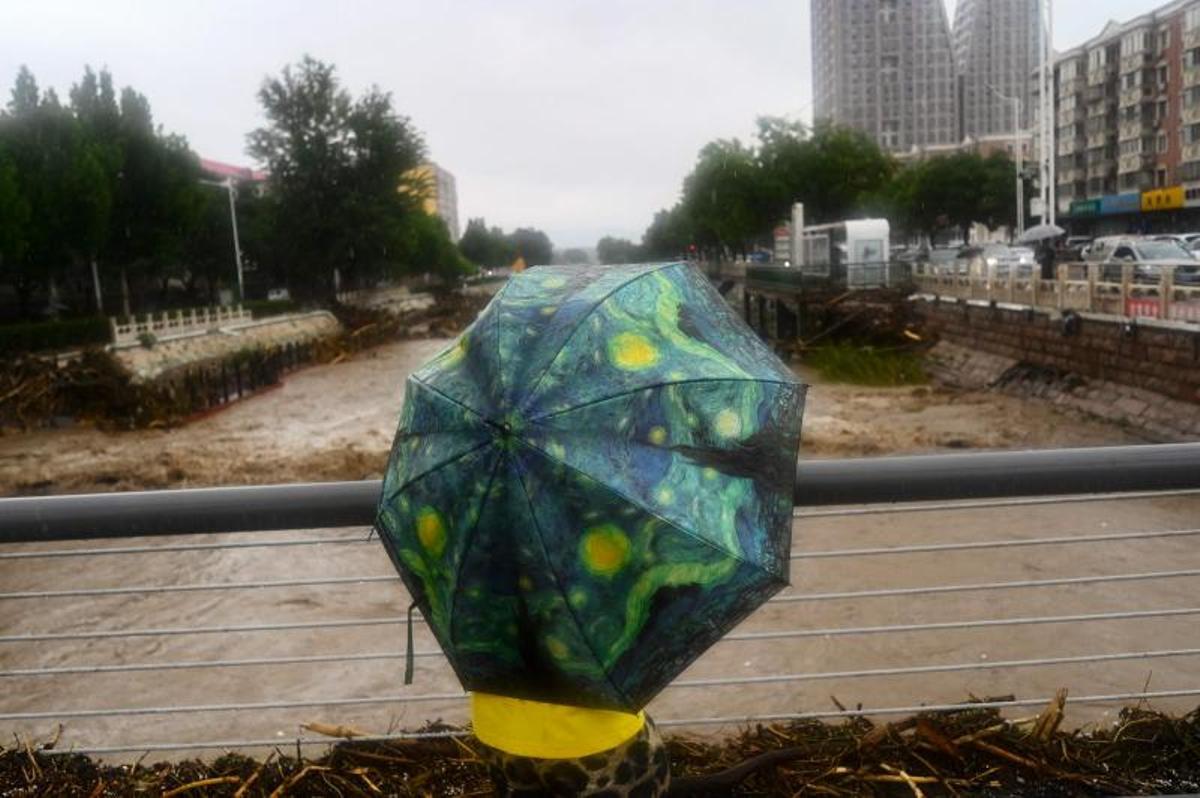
[375,261,806,711]
[1017,223,1066,245]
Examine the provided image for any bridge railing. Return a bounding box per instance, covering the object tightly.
[2,444,1200,759]
[915,263,1200,324]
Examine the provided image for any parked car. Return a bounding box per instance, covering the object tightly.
[1087,236,1200,284]
[1153,232,1200,246]
[1061,236,1092,260]
[923,246,963,275]
[957,244,1035,279]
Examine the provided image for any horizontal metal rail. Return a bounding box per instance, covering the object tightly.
[7,523,1196,563]
[4,605,1198,646]
[6,566,1199,603]
[8,636,1200,680]
[11,648,1200,722]
[3,443,1200,542]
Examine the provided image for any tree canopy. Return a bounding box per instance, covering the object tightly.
[632,115,1023,257]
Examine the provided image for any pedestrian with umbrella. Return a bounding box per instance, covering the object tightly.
[376,261,806,795]
[1018,223,1066,281]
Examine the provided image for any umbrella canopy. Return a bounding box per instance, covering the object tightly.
[376,262,806,711]
[1017,223,1066,245]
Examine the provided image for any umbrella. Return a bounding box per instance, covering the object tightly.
[375,262,806,711]
[1017,223,1066,245]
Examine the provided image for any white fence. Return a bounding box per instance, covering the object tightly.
[915,264,1200,324]
[110,306,252,346]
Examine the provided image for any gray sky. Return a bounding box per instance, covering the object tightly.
[0,0,1166,249]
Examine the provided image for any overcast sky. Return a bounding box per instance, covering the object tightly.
[0,0,1168,248]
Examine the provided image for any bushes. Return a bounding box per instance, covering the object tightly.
[0,316,111,357]
[242,299,300,318]
[802,342,927,386]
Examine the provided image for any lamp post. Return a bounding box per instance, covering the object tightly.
[989,84,1025,239]
[199,177,245,303]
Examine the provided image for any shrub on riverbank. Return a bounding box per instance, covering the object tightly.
[803,342,927,386]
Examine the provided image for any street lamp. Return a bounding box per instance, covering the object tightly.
[988,84,1025,239]
[199,177,245,303]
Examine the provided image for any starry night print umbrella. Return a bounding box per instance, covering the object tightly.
[375,262,806,712]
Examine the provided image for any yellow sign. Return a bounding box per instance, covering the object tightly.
[1141,186,1184,212]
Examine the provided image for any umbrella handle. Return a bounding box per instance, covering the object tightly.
[404,601,417,685]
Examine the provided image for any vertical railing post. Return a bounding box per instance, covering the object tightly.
[1160,266,1174,320]
[1086,264,1097,313]
[1121,263,1134,318]
[1056,263,1068,309]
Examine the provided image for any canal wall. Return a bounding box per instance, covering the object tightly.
[915,297,1200,441]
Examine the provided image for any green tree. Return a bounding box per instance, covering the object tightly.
[641,205,691,260]
[409,211,472,285]
[596,236,641,264]
[681,138,767,256]
[459,217,514,268]
[0,146,30,292]
[756,117,895,225]
[508,227,553,266]
[247,56,427,299]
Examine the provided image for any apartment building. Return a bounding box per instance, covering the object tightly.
[405,162,460,241]
[812,0,959,152]
[1057,1,1200,231]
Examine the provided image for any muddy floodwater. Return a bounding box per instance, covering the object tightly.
[2,339,1197,761]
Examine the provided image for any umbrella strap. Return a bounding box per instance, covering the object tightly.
[404,601,417,685]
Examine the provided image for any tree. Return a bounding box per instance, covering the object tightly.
[0,146,30,292]
[681,138,769,256]
[755,117,895,226]
[247,56,427,299]
[409,211,472,285]
[507,227,553,266]
[459,217,505,268]
[641,205,691,260]
[596,236,641,264]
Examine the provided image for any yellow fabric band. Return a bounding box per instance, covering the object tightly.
[471,692,645,759]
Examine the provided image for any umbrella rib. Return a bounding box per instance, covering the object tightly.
[508,454,632,707]
[382,438,493,503]
[515,262,683,413]
[408,376,494,425]
[514,438,773,582]
[528,376,799,423]
[444,451,504,653]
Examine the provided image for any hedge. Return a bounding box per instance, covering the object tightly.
[242,299,300,318]
[0,316,112,357]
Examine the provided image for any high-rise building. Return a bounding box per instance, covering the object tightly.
[811,0,959,153]
[406,162,460,241]
[953,0,1040,137]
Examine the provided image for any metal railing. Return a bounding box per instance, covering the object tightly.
[915,262,1200,323]
[2,443,1200,758]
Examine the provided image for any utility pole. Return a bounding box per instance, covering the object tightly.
[990,84,1025,239]
[1046,0,1056,225]
[200,178,245,303]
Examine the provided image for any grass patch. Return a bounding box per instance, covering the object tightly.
[802,342,927,386]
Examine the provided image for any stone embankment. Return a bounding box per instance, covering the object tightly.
[918,298,1200,441]
[114,311,341,382]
